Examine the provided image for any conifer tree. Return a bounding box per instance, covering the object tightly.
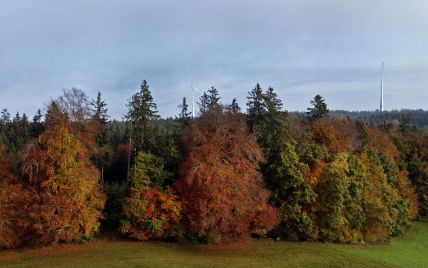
[261,86,285,149]
[246,86,317,240]
[91,92,109,126]
[306,94,329,122]
[198,92,209,114]
[31,109,44,137]
[91,92,110,182]
[1,109,10,124]
[177,97,191,131]
[229,98,241,113]
[246,83,265,132]
[126,80,159,152]
[198,86,221,115]
[207,86,220,110]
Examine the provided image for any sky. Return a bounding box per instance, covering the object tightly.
[1,0,427,119]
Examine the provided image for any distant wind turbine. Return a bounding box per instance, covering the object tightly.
[380,60,386,112]
[191,84,201,118]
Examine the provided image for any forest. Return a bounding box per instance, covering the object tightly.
[1,81,427,249]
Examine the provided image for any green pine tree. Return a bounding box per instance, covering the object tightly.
[177,97,191,131]
[198,86,221,114]
[126,80,160,153]
[229,98,241,113]
[306,94,329,122]
[246,83,266,132]
[91,92,110,182]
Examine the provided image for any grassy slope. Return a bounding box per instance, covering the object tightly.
[1,222,427,268]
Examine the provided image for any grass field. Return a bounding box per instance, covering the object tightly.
[1,222,427,268]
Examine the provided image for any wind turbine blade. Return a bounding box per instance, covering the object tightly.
[192,85,201,93]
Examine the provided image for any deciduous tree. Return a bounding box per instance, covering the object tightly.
[175,109,278,243]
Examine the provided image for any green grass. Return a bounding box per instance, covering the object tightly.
[1,222,427,267]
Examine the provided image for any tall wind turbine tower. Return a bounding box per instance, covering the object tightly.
[380,61,385,112]
[191,84,200,118]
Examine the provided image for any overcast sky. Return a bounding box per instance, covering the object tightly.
[1,0,427,118]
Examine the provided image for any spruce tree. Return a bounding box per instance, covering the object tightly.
[91,92,110,182]
[262,87,285,149]
[31,109,44,137]
[246,83,265,132]
[306,94,329,122]
[263,87,283,112]
[207,86,220,110]
[198,86,221,115]
[229,98,241,113]
[126,80,159,152]
[177,97,191,130]
[246,86,317,240]
[1,109,10,124]
[91,92,109,125]
[198,92,209,114]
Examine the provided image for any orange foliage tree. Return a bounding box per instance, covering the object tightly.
[15,103,106,246]
[0,183,37,249]
[0,146,33,249]
[0,146,16,183]
[309,118,352,154]
[174,109,279,243]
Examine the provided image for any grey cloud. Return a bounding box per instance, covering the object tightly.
[0,0,427,118]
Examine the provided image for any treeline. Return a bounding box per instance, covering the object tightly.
[1,81,427,248]
[301,109,428,128]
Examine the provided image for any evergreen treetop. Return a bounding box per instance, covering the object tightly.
[306,94,329,122]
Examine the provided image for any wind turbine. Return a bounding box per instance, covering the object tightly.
[380,60,386,112]
[191,84,201,118]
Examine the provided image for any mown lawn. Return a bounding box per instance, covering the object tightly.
[1,222,427,268]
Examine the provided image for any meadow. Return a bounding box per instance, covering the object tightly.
[1,221,427,268]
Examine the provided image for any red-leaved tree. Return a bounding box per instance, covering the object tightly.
[174,109,279,243]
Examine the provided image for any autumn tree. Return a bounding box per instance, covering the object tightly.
[307,119,417,243]
[58,87,92,121]
[316,153,368,242]
[56,88,99,153]
[120,152,181,241]
[0,181,37,249]
[393,131,427,217]
[174,108,279,243]
[0,145,16,183]
[357,126,414,241]
[0,144,24,249]
[19,102,106,245]
[309,119,351,154]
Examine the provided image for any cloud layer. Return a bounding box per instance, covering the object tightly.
[1,0,427,118]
